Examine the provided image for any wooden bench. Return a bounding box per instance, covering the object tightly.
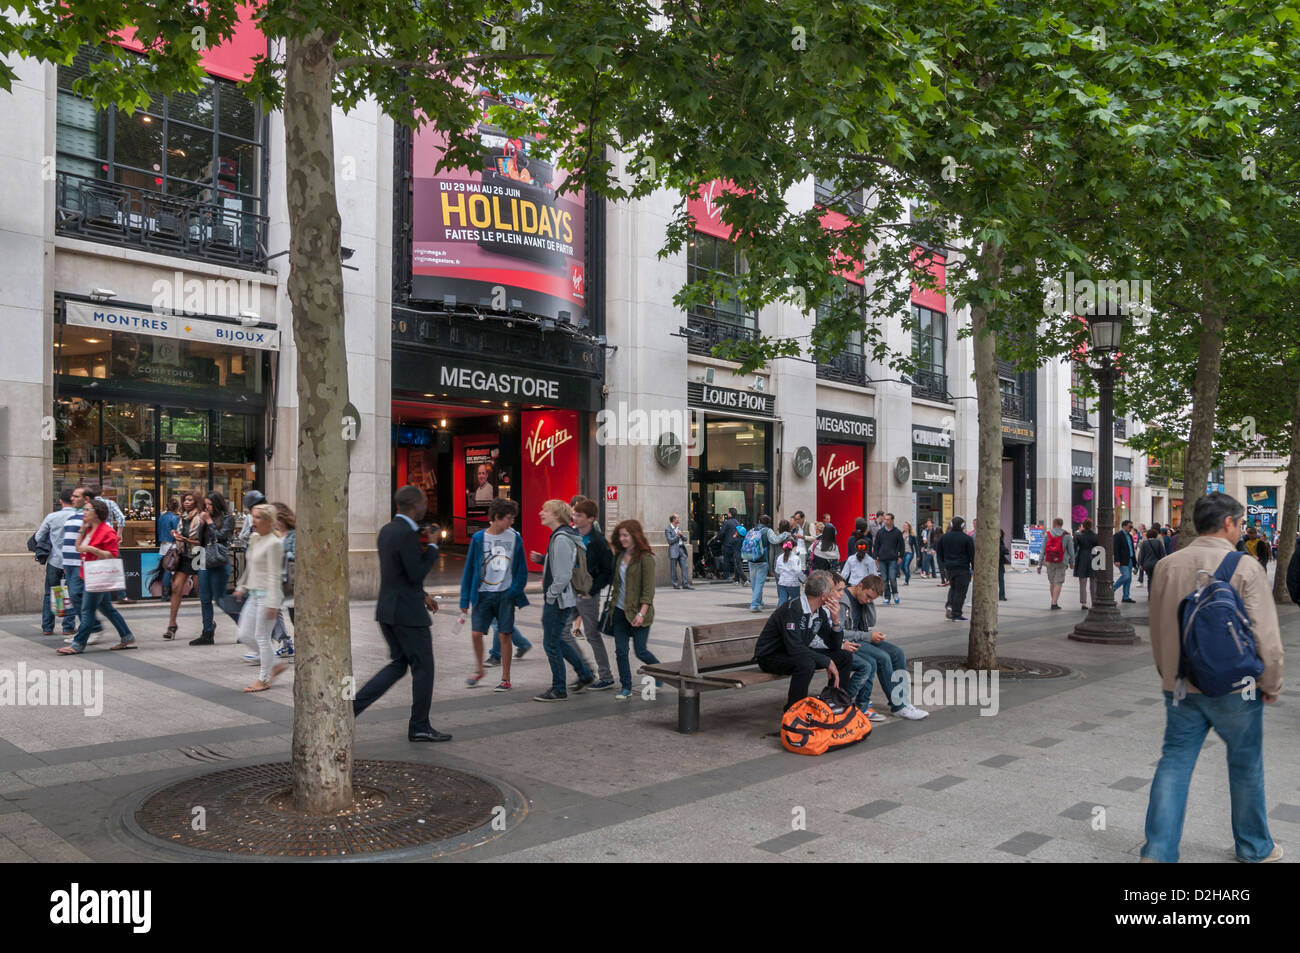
[639,618,786,733]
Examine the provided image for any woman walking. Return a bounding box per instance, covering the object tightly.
[902,521,919,585]
[233,503,288,692]
[608,519,661,701]
[810,523,840,572]
[190,491,235,646]
[58,498,136,654]
[774,539,806,605]
[157,496,180,598]
[1073,518,1099,610]
[163,490,202,640]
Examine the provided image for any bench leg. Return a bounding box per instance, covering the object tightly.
[677,687,700,734]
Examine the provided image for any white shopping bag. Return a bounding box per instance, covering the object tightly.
[84,558,125,593]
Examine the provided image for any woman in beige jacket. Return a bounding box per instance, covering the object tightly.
[234,504,287,692]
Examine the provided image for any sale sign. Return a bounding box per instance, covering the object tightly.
[816,444,865,560]
[521,409,581,570]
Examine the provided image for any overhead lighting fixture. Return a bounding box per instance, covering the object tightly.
[439,419,448,427]
[340,246,355,261]
[539,317,556,332]
[89,288,117,302]
[501,414,510,423]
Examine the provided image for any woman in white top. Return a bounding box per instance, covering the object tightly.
[234,504,287,692]
[774,540,806,605]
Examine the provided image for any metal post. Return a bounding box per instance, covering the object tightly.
[677,687,701,734]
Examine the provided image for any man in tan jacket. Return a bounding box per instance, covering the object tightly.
[1141,492,1284,863]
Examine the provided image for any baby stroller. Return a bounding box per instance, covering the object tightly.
[694,536,724,580]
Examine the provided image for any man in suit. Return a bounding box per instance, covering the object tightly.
[666,514,692,589]
[353,484,450,742]
[1112,519,1138,603]
[754,569,851,711]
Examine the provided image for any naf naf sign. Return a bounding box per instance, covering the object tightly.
[687,381,775,417]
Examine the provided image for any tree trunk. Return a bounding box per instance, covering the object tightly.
[966,241,1005,670]
[1272,372,1300,604]
[284,25,354,814]
[1180,293,1226,542]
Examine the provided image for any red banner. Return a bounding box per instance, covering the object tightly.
[115,3,266,82]
[687,179,740,241]
[520,409,581,570]
[816,443,865,561]
[910,246,947,312]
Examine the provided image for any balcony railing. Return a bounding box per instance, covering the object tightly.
[817,351,867,386]
[1000,391,1027,420]
[56,170,268,269]
[1113,418,1127,438]
[685,317,759,357]
[911,368,949,402]
[1070,407,1091,430]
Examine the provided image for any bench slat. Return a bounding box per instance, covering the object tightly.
[699,669,784,688]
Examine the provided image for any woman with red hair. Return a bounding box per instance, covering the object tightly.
[607,519,661,700]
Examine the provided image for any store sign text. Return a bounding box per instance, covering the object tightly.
[700,385,768,413]
[440,366,560,401]
[526,420,573,467]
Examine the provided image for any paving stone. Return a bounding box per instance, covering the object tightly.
[1133,697,1162,706]
[754,829,822,853]
[919,774,966,792]
[1105,710,1134,718]
[1027,737,1062,748]
[1058,801,1107,821]
[1110,776,1151,792]
[1069,722,1102,732]
[1268,803,1300,824]
[846,799,903,819]
[995,831,1052,856]
[979,754,1020,768]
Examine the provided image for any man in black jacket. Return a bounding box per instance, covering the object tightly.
[563,498,616,690]
[874,513,905,605]
[936,517,975,621]
[353,485,450,742]
[1112,519,1137,603]
[717,507,744,583]
[754,569,852,710]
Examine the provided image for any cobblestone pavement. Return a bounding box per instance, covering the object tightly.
[1,568,1295,862]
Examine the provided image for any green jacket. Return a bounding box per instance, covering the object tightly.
[610,551,656,627]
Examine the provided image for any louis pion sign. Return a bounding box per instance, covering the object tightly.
[687,382,775,417]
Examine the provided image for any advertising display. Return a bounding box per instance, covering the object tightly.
[520,410,581,570]
[411,90,586,322]
[1246,486,1279,537]
[452,435,502,543]
[1027,525,1046,562]
[816,444,865,560]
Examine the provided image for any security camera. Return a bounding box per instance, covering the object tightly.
[89,288,117,302]
[239,311,261,328]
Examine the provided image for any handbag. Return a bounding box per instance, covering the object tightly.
[84,558,125,593]
[161,545,180,573]
[597,586,616,636]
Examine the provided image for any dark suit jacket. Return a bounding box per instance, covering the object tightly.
[1113,530,1135,567]
[375,518,437,626]
[754,597,843,665]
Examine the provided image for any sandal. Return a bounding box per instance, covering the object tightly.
[243,680,271,693]
[466,671,487,687]
[164,625,177,640]
[56,646,82,655]
[109,641,137,651]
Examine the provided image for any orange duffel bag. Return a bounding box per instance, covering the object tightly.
[781,686,872,755]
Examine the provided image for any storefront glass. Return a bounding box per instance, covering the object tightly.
[688,416,772,544]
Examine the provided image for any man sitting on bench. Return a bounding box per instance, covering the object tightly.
[754,569,852,711]
[841,574,929,721]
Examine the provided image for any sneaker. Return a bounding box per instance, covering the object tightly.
[586,678,616,692]
[865,708,887,723]
[570,674,596,693]
[944,606,952,619]
[466,672,487,688]
[533,688,567,702]
[894,704,930,720]
[484,656,501,667]
[749,606,762,613]
[275,642,294,658]
[894,597,901,605]
[515,647,530,661]
[189,633,215,646]
[243,652,260,664]
[1122,598,1138,604]
[1238,845,1284,863]
[86,632,102,646]
[1050,604,1061,610]
[493,681,512,692]
[615,689,633,701]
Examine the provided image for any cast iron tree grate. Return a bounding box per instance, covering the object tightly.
[134,760,505,858]
[908,656,1074,680]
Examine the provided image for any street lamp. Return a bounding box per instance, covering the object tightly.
[1070,300,1136,645]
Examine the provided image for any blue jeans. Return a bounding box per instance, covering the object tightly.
[197,565,229,633]
[41,562,64,632]
[488,620,533,660]
[845,646,878,709]
[71,588,134,650]
[881,559,900,599]
[777,585,801,606]
[1142,690,1273,863]
[62,567,86,634]
[902,552,914,584]
[748,560,768,609]
[1113,563,1133,599]
[542,601,591,694]
[921,551,936,576]
[612,611,660,692]
[857,641,909,711]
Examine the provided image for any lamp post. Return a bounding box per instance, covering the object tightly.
[1070,302,1136,645]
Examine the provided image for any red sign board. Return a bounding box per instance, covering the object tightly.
[816,444,865,561]
[606,486,618,501]
[521,409,581,570]
[687,179,740,241]
[910,247,947,312]
[115,3,266,82]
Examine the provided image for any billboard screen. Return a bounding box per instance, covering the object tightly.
[411,90,586,322]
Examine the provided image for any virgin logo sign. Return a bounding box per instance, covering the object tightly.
[819,453,860,493]
[700,180,722,222]
[526,420,573,468]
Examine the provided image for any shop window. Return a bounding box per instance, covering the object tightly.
[685,231,758,356]
[813,175,865,216]
[704,420,766,471]
[1071,362,1090,428]
[911,305,947,399]
[815,279,867,385]
[55,324,263,396]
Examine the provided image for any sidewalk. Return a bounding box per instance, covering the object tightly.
[1,569,1296,862]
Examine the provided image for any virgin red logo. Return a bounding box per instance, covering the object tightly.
[819,453,860,493]
[526,419,573,467]
[571,264,584,298]
[700,180,723,221]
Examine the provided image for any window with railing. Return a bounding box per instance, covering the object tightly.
[55,45,267,267]
[911,305,947,400]
[999,376,1026,420]
[814,175,865,216]
[815,278,867,385]
[1070,362,1090,428]
[685,231,758,356]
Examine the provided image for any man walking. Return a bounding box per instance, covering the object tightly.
[873,513,905,605]
[937,517,975,621]
[530,499,596,701]
[459,498,529,692]
[353,485,450,742]
[35,489,77,636]
[568,499,616,690]
[666,514,692,589]
[716,507,743,584]
[1036,517,1075,610]
[1140,492,1284,863]
[1112,519,1138,603]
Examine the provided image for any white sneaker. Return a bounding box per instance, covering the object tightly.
[242,652,260,664]
[864,709,887,723]
[86,633,102,646]
[894,704,929,720]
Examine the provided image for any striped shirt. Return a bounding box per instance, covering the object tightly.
[62,510,85,568]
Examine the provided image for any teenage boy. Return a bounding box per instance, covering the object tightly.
[754,569,850,711]
[841,574,929,720]
[460,499,530,692]
[566,499,616,690]
[530,500,596,702]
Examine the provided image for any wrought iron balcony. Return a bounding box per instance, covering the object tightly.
[55,170,268,269]
[911,368,949,402]
[684,317,760,358]
[1113,417,1127,438]
[1071,407,1091,430]
[817,351,868,386]
[1000,391,1027,420]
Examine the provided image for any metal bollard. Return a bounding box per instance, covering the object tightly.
[677,687,700,734]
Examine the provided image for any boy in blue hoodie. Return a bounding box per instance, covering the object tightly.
[459,499,530,691]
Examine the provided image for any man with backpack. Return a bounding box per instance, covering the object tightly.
[1036,517,1075,610]
[1141,492,1284,864]
[529,499,596,702]
[742,515,789,612]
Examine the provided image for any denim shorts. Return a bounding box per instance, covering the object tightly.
[471,589,516,633]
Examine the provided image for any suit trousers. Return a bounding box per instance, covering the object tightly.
[353,622,435,735]
[946,569,971,617]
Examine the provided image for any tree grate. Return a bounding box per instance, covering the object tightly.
[133,760,505,858]
[908,656,1074,680]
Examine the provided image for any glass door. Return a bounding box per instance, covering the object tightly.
[160,407,211,506]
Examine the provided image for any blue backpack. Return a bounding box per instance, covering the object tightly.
[741,527,767,562]
[1174,551,1264,703]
